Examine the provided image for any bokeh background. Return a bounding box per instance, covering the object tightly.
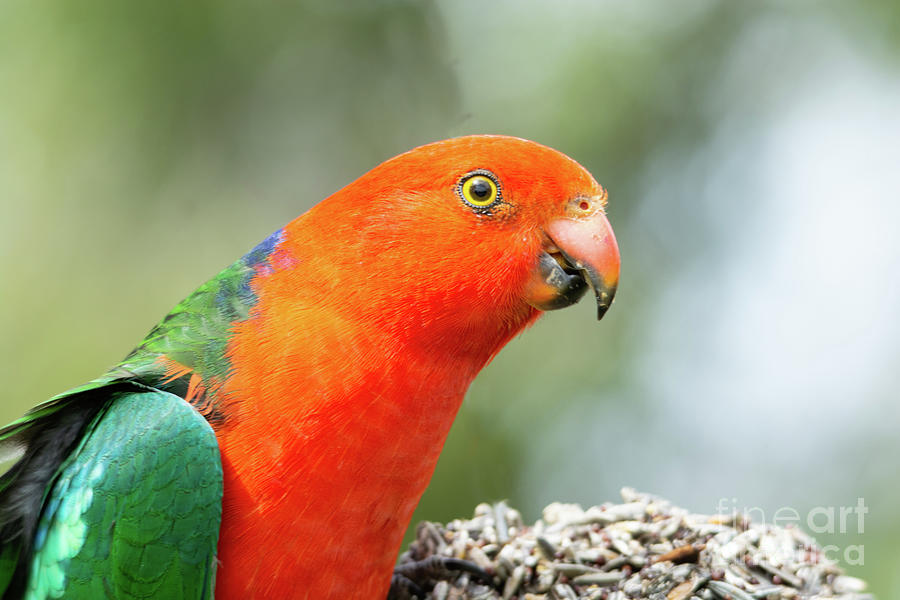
[2,0,898,595]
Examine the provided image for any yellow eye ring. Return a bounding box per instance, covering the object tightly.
[458,171,501,209]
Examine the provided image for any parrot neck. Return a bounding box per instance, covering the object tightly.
[212,306,531,597]
[209,239,539,596]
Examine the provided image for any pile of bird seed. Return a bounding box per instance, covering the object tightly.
[396,488,870,600]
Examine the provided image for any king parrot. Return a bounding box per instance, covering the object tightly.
[0,135,620,599]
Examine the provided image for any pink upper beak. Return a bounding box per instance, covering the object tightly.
[545,209,620,319]
[524,206,619,320]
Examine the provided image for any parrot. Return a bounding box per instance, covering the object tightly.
[0,134,620,599]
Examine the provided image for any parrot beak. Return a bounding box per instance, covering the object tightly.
[526,209,620,320]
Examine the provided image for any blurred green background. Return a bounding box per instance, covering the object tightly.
[2,0,898,595]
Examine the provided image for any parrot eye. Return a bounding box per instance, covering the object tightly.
[458,170,501,210]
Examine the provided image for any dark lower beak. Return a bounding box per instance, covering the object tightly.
[525,252,590,311]
[525,211,620,320]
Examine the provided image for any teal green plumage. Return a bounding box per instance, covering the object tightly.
[24,388,220,599]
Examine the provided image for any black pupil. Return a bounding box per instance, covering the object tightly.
[470,179,491,199]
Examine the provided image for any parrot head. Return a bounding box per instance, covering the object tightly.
[277,134,620,362]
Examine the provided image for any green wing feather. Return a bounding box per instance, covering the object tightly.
[20,388,222,600]
[0,378,120,454]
